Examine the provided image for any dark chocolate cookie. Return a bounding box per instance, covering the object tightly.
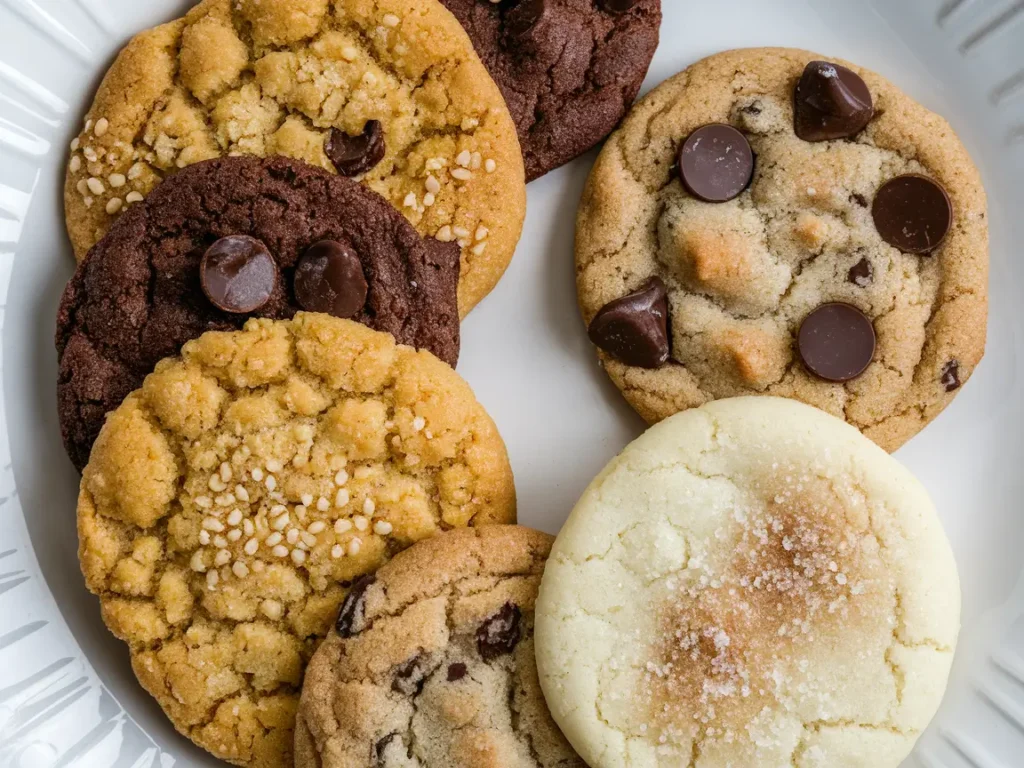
[57,156,461,471]
[440,0,661,180]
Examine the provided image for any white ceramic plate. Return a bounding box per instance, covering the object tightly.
[1,0,1022,766]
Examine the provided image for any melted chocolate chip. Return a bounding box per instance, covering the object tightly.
[476,602,522,660]
[447,662,468,682]
[375,734,399,765]
[391,656,427,695]
[598,0,639,11]
[509,0,550,38]
[798,303,876,383]
[587,277,670,368]
[199,235,278,314]
[677,124,754,203]
[941,360,962,392]
[847,258,873,287]
[294,240,368,318]
[325,121,386,176]
[872,174,952,254]
[335,575,375,637]
[794,61,874,142]
[851,193,869,208]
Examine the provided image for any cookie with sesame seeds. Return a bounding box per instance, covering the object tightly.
[295,525,585,768]
[575,48,988,451]
[535,396,960,768]
[76,314,516,767]
[57,154,461,473]
[63,0,526,316]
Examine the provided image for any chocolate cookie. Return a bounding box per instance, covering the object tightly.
[57,155,461,471]
[439,0,661,180]
[575,48,989,451]
[296,526,584,768]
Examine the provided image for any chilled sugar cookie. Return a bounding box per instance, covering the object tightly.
[64,0,526,315]
[536,397,960,768]
[76,315,516,767]
[575,48,988,451]
[296,526,584,768]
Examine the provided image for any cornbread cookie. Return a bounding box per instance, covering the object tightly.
[76,315,516,767]
[536,397,960,768]
[295,526,584,768]
[64,0,527,315]
[439,0,661,180]
[57,155,461,472]
[575,48,988,451]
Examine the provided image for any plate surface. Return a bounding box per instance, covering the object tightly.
[1,1,1022,766]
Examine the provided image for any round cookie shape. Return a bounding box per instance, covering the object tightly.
[76,315,517,767]
[57,155,462,472]
[438,0,661,180]
[535,397,960,768]
[63,0,527,315]
[575,48,988,452]
[295,526,585,768]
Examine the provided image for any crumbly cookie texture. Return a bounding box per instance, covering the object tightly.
[76,315,516,767]
[64,0,526,315]
[535,397,960,768]
[296,526,584,768]
[575,48,988,451]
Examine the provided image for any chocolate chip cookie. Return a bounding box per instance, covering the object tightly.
[296,526,584,768]
[76,314,517,767]
[64,0,526,315]
[439,0,661,180]
[57,155,461,472]
[576,48,988,451]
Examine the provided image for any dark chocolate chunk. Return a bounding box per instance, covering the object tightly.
[200,235,278,314]
[872,174,953,254]
[447,662,468,682]
[941,361,961,392]
[325,121,386,176]
[794,61,874,142]
[294,240,368,318]
[588,277,670,368]
[677,124,754,203]
[336,575,376,637]
[798,303,876,382]
[476,602,522,660]
[508,0,550,38]
[847,258,873,287]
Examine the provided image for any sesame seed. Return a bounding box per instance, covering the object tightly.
[301,531,317,548]
[202,517,225,532]
[335,519,353,534]
[190,551,207,572]
[485,159,496,173]
[456,150,472,167]
[412,416,426,431]
[243,519,255,537]
[301,493,313,507]
[317,497,330,512]
[83,147,98,162]
[472,242,487,256]
[374,520,393,535]
[335,488,350,508]
[341,46,358,61]
[87,177,105,195]
[69,156,82,173]
[471,152,482,170]
[452,226,471,239]
[335,470,349,486]
[251,468,264,481]
[291,549,307,566]
[76,180,88,195]
[244,538,259,555]
[308,521,326,534]
[108,173,126,189]
[266,532,283,547]
[214,550,231,567]
[272,544,289,558]
[261,599,283,620]
[353,515,369,531]
[403,192,417,208]
[425,175,441,194]
[423,192,435,207]
[232,561,249,578]
[436,225,453,242]
[475,226,489,241]
[348,538,363,556]
[271,513,289,531]
[235,485,249,502]
[94,118,109,137]
[331,544,344,559]
[452,168,472,181]
[227,529,242,542]
[213,535,228,549]
[363,498,376,515]
[382,12,400,26]
[286,529,300,545]
[127,162,144,180]
[199,530,211,546]
[195,496,212,509]
[227,509,243,526]
[206,570,219,589]
[265,475,277,491]
[270,505,287,516]
[70,137,80,151]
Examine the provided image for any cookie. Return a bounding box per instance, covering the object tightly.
[535,397,960,768]
[76,314,517,767]
[439,0,661,180]
[63,0,526,315]
[57,155,461,472]
[295,526,584,768]
[575,48,988,451]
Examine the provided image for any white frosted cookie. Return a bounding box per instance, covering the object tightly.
[535,397,960,768]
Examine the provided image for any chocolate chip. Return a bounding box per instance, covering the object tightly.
[677,124,754,203]
[199,235,278,314]
[794,61,874,142]
[851,193,869,208]
[447,662,468,682]
[872,174,952,254]
[941,360,961,392]
[335,575,375,637]
[588,277,670,368]
[294,241,368,318]
[391,656,427,695]
[798,303,876,383]
[476,602,522,660]
[847,258,873,287]
[598,0,639,12]
[375,734,399,765]
[325,121,386,176]
[509,0,549,38]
